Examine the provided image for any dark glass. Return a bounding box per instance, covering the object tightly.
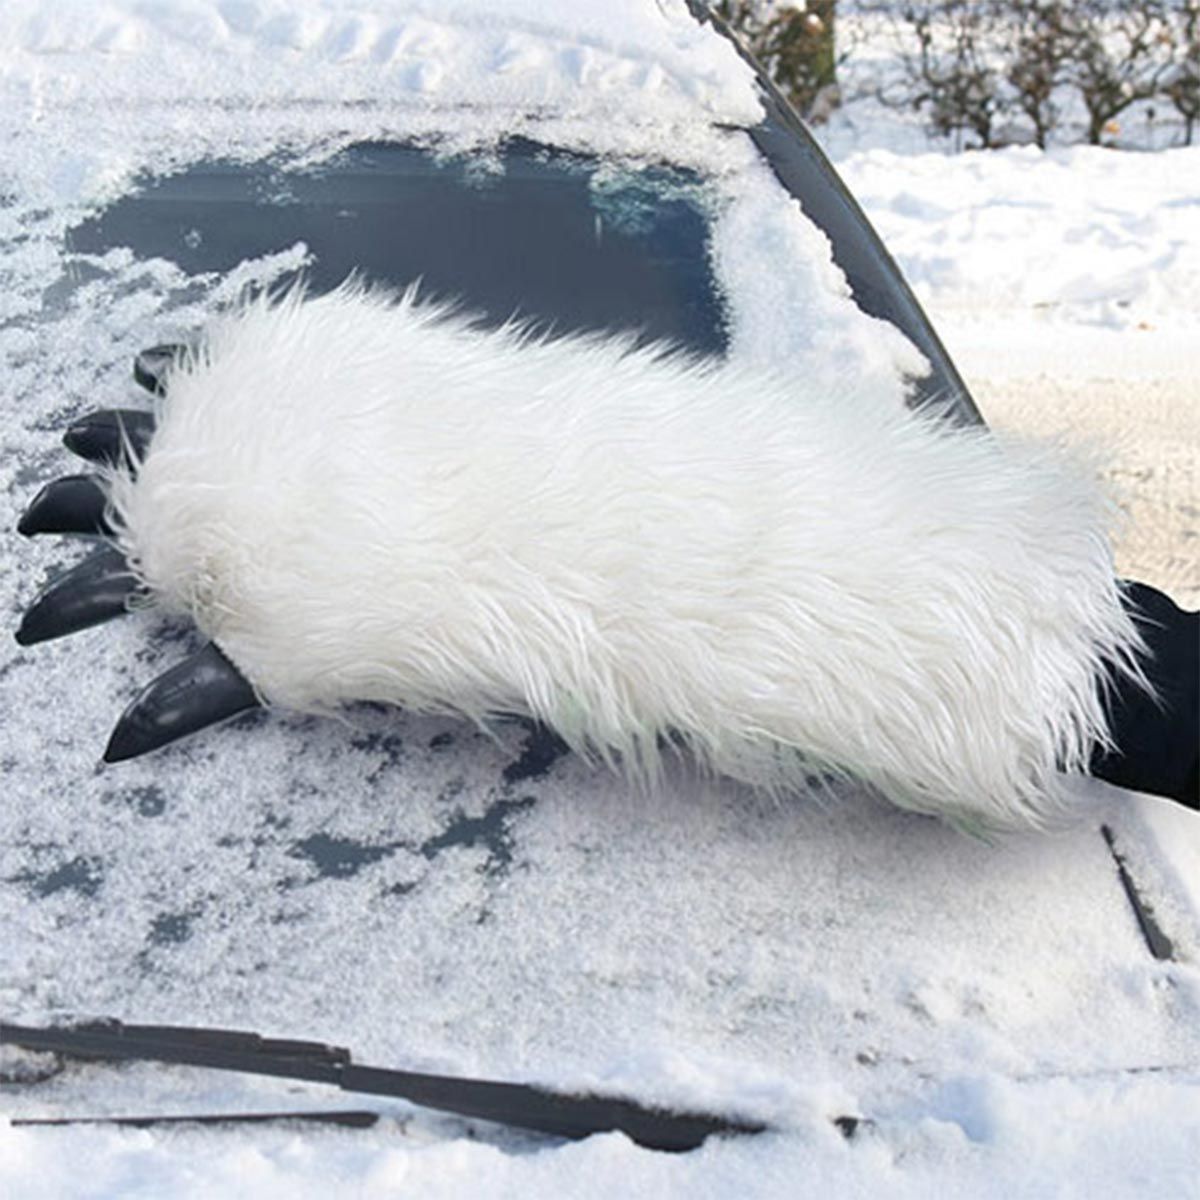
[67,140,726,355]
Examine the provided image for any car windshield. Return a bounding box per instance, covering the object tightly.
[67,139,726,355]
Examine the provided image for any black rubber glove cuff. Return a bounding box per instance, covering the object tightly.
[1091,581,1199,808]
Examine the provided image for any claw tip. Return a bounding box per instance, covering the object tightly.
[103,643,261,763]
[103,719,148,765]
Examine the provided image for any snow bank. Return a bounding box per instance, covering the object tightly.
[833,144,1200,363]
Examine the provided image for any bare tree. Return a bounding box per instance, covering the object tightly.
[1163,0,1199,144]
[1064,0,1176,145]
[747,0,1195,150]
[1005,1,1076,148]
[891,1,1004,150]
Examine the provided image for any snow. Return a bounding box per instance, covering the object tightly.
[1,2,1198,1197]
[832,143,1200,381]
[0,0,760,208]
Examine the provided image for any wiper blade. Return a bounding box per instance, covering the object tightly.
[12,1110,380,1131]
[0,1018,765,1153]
[1101,824,1177,962]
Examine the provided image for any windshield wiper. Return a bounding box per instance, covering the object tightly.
[11,1109,380,1131]
[1,1018,765,1153]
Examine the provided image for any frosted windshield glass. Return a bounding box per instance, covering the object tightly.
[67,141,726,355]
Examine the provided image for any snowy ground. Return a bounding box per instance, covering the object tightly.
[0,3,1197,1197]
[821,124,1200,608]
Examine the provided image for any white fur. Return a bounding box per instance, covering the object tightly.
[109,284,1142,831]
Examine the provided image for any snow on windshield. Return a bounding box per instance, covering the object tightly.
[0,3,1197,1198]
[0,0,923,392]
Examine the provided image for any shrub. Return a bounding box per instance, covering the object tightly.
[1163,0,1199,143]
[861,0,1190,148]
[716,1,843,121]
[1065,0,1176,145]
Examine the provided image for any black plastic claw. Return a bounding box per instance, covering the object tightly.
[104,642,261,763]
[17,475,112,537]
[134,344,186,395]
[63,409,155,468]
[15,547,143,646]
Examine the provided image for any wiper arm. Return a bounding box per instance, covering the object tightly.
[1,1018,765,1153]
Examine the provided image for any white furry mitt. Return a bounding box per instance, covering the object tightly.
[105,285,1141,831]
